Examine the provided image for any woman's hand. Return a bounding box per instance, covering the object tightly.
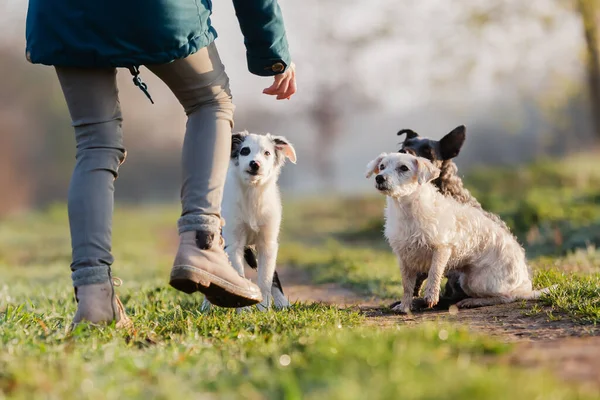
[263,62,296,100]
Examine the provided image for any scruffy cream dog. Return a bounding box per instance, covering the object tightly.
[366,152,550,312]
[202,131,296,312]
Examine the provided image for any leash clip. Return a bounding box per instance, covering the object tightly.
[129,66,154,104]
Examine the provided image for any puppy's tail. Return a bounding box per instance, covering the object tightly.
[244,246,285,296]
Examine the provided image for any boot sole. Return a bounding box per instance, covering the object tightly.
[169,265,262,308]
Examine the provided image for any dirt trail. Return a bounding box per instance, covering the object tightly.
[277,267,600,391]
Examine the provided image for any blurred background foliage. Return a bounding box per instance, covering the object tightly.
[0,0,599,258]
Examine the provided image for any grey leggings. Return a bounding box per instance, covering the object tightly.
[56,43,235,287]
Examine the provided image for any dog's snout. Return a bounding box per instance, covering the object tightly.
[375,175,386,184]
[249,160,260,171]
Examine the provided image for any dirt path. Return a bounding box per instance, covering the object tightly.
[278,267,600,391]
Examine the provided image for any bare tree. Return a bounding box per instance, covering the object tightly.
[576,0,600,140]
[310,0,394,190]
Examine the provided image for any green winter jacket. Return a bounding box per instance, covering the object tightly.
[25,0,291,76]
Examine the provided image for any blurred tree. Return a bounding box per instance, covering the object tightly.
[310,0,394,191]
[576,0,600,140]
[456,0,598,151]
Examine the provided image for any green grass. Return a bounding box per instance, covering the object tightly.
[0,278,590,400]
[2,153,600,398]
[0,206,594,399]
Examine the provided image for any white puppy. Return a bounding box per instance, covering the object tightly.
[366,152,551,313]
[202,131,297,311]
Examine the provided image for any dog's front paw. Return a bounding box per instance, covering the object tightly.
[391,302,411,314]
[423,287,440,309]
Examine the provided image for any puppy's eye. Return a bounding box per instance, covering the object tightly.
[264,151,271,157]
[399,165,409,172]
[379,163,385,171]
[240,147,250,156]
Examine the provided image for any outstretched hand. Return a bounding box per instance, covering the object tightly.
[263,62,296,100]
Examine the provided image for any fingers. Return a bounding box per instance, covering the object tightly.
[275,76,291,100]
[263,63,297,100]
[280,68,297,100]
[262,74,284,95]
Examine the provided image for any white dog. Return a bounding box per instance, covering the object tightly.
[365,152,551,313]
[202,131,297,311]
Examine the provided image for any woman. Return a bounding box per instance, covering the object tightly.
[25,0,297,328]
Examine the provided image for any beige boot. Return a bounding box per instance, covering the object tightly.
[70,278,132,331]
[170,230,262,308]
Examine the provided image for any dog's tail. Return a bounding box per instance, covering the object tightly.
[244,246,285,295]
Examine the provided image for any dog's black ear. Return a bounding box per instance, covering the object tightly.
[397,129,419,140]
[231,131,248,158]
[439,125,466,160]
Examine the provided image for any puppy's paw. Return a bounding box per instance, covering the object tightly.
[391,302,411,314]
[236,306,253,314]
[255,295,272,312]
[272,290,291,309]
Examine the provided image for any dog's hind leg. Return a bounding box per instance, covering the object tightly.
[271,271,290,308]
[245,247,289,308]
[456,296,513,309]
[200,297,213,313]
[255,239,279,311]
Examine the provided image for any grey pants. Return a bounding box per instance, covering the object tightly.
[56,43,235,287]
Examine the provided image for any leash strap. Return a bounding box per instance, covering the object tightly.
[128,66,154,104]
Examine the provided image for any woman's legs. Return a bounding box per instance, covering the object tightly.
[147,43,262,307]
[148,44,233,219]
[56,67,130,327]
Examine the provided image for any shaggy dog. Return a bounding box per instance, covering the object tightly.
[395,126,514,303]
[397,125,510,231]
[202,131,296,311]
[366,152,550,313]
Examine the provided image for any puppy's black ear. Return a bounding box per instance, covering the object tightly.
[439,125,466,160]
[231,131,248,158]
[397,129,419,140]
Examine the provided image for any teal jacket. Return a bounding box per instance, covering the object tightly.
[25,0,291,76]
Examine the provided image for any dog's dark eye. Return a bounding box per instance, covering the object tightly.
[399,165,409,172]
[264,151,271,157]
[379,163,385,171]
[240,147,250,156]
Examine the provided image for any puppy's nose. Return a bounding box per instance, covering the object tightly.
[249,160,260,171]
[375,175,385,184]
